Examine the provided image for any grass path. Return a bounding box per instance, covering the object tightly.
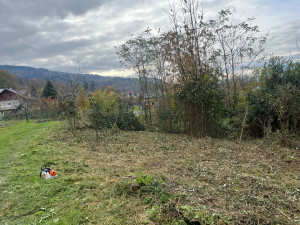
[0,122,58,195]
[0,122,88,224]
[0,122,64,224]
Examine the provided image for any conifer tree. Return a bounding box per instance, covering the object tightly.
[42,80,57,99]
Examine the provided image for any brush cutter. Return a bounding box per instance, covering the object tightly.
[40,165,57,179]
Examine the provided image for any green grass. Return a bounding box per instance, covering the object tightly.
[0,122,86,224]
[0,122,299,224]
[0,122,146,224]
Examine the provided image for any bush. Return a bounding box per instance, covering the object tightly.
[247,57,300,137]
[89,99,111,140]
[116,109,145,131]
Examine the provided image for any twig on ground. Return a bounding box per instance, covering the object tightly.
[13,206,39,220]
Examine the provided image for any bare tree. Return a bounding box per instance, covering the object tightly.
[209,9,267,111]
[163,0,220,136]
[116,35,156,124]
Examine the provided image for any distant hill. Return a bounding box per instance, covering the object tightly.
[0,65,140,93]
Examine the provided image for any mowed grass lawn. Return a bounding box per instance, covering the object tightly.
[0,122,299,224]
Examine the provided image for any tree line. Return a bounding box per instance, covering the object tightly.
[1,70,144,139]
[116,0,300,139]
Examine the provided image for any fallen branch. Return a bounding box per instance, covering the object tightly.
[13,206,38,220]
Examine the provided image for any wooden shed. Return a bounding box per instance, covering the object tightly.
[0,88,30,120]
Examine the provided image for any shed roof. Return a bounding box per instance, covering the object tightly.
[0,88,27,99]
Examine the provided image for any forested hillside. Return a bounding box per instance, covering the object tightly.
[0,65,140,93]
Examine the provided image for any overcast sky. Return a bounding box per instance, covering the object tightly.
[0,0,299,77]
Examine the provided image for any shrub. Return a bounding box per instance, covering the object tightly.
[89,99,111,140]
[116,109,145,131]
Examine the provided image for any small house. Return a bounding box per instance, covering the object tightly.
[0,88,29,119]
[139,92,161,108]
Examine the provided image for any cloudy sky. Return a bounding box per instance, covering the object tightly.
[0,0,299,77]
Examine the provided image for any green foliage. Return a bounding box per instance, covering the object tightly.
[60,97,77,119]
[90,89,144,135]
[135,170,165,198]
[136,170,154,186]
[175,71,226,137]
[145,205,162,220]
[271,83,300,132]
[247,57,300,137]
[115,170,164,199]
[92,89,120,117]
[117,3,267,138]
[89,98,110,140]
[116,108,145,131]
[0,69,19,89]
[42,80,57,99]
[116,34,163,125]
[156,105,173,131]
[115,170,220,224]
[115,179,133,196]
[180,205,217,224]
[209,8,267,112]
[59,96,79,136]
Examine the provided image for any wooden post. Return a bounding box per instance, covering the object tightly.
[24,107,29,122]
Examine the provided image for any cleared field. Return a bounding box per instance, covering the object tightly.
[0,122,299,224]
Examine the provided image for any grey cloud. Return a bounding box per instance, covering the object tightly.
[0,0,107,20]
[0,0,168,74]
[0,0,299,75]
[267,19,300,56]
